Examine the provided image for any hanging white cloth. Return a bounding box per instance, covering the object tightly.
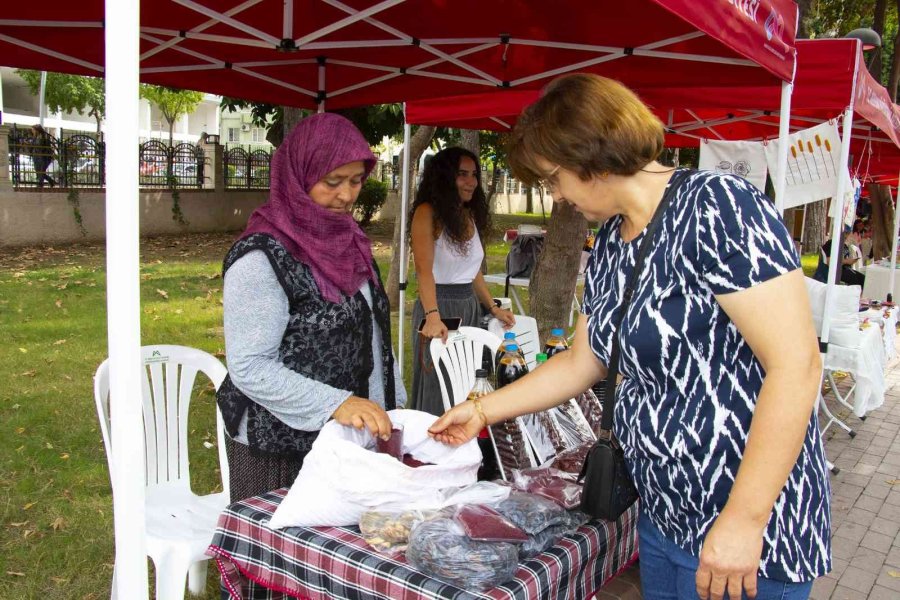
[698,139,768,192]
[764,122,849,210]
[828,177,861,230]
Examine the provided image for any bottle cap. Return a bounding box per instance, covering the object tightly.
[475,368,489,378]
[551,328,564,336]
[506,344,519,351]
[504,332,516,339]
[536,352,548,363]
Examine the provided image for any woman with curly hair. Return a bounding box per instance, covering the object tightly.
[410,147,515,415]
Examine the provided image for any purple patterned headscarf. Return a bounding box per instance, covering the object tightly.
[240,113,377,303]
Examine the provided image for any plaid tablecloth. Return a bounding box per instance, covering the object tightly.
[208,489,639,600]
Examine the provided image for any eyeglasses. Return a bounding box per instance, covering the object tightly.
[539,164,561,192]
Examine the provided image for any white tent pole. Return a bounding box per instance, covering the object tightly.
[105,0,148,597]
[774,81,793,215]
[397,108,411,379]
[38,71,47,126]
[821,104,856,346]
[888,178,900,299]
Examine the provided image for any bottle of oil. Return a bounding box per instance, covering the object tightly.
[468,368,498,480]
[544,328,569,358]
[496,343,529,388]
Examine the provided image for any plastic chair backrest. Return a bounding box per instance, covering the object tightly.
[488,315,540,369]
[430,327,502,412]
[93,345,229,496]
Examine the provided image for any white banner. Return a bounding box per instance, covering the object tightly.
[829,177,861,230]
[699,139,768,192]
[764,122,849,210]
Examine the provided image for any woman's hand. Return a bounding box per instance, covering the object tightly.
[331,396,393,440]
[695,510,766,600]
[491,307,516,329]
[428,401,483,445]
[420,311,449,343]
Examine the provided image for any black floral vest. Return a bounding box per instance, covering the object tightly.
[216,234,397,459]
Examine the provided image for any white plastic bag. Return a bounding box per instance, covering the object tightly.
[269,409,483,528]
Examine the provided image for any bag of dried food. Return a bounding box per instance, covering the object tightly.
[269,409,483,528]
[406,517,519,591]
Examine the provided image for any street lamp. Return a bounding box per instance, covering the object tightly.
[845,27,882,51]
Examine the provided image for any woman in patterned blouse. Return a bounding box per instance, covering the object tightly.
[430,74,829,600]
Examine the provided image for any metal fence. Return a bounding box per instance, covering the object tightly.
[7,126,206,190]
[223,145,272,190]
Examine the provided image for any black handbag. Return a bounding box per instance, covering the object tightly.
[578,171,687,520]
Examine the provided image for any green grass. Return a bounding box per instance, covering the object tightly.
[0,213,555,599]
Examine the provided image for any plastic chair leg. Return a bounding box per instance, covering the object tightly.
[153,553,191,600]
[187,559,209,596]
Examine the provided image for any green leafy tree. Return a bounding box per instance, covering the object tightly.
[16,70,106,134]
[218,99,404,146]
[140,85,205,146]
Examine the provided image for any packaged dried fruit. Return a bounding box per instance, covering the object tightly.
[406,517,519,591]
[494,491,569,535]
[455,504,528,543]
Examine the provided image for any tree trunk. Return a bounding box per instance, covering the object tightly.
[528,200,586,344]
[802,199,827,254]
[168,120,174,146]
[459,129,479,157]
[283,107,304,137]
[871,0,888,81]
[525,186,534,214]
[486,158,500,206]
[386,125,436,309]
[890,1,900,102]
[869,183,895,259]
[795,0,813,38]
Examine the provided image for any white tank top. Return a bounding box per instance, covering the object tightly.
[432,225,484,284]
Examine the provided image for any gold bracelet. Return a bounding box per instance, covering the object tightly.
[472,397,489,428]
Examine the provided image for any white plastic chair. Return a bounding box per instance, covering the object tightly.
[488,314,540,369]
[430,326,502,411]
[94,345,230,600]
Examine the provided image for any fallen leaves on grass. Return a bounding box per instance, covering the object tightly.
[22,501,37,511]
[50,517,66,531]
[60,453,69,460]
[9,521,28,527]
[20,370,36,377]
[6,571,25,577]
[54,299,63,308]
[156,289,169,299]
[18,347,27,353]
[53,339,67,345]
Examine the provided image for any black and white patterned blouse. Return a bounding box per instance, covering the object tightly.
[582,169,831,582]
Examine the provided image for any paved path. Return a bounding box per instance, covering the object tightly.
[597,343,900,600]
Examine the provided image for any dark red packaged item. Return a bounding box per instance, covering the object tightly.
[514,469,582,510]
[402,453,434,468]
[375,426,404,459]
[549,441,593,474]
[455,504,528,543]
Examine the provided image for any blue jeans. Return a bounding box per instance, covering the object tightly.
[638,513,813,600]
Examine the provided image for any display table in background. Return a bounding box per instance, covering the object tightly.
[208,489,638,600]
[862,264,900,301]
[824,324,887,418]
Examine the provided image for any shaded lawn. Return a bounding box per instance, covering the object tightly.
[0,213,550,599]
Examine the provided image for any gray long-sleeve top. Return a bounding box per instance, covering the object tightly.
[224,250,407,444]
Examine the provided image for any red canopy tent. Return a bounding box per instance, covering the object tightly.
[0,1,799,597]
[406,39,900,185]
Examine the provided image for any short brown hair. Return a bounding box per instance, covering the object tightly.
[508,74,665,185]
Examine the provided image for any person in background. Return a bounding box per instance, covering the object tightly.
[29,124,56,188]
[409,147,515,415]
[429,73,829,600]
[816,236,865,286]
[217,113,406,503]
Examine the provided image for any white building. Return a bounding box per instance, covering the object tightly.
[0,66,268,147]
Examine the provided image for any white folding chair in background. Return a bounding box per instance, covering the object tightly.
[430,326,502,411]
[94,345,231,600]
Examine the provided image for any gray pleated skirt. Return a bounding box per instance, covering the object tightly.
[411,282,481,416]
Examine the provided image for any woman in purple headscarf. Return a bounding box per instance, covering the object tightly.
[217,113,406,502]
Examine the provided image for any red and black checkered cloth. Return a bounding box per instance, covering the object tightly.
[208,488,638,600]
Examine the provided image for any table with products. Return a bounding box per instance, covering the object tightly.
[861,264,900,302]
[208,489,638,600]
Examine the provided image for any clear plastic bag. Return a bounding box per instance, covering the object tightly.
[511,468,582,509]
[455,504,528,543]
[576,388,604,436]
[358,509,440,555]
[406,517,519,591]
[519,522,569,558]
[549,400,595,450]
[495,491,569,534]
[519,411,559,464]
[549,441,593,475]
[489,419,536,480]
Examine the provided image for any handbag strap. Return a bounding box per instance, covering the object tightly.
[598,170,688,437]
